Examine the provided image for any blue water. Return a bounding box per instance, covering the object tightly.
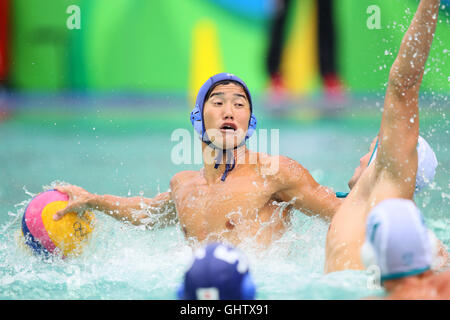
[0,101,448,300]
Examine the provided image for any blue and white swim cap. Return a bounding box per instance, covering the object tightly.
[368,136,438,193]
[361,199,438,283]
[177,242,256,300]
[190,73,257,143]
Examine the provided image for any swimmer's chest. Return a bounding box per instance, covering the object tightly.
[174,174,275,231]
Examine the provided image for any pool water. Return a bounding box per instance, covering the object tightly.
[0,97,449,300]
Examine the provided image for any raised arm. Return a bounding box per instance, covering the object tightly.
[274,156,342,221]
[53,185,177,228]
[376,0,440,195]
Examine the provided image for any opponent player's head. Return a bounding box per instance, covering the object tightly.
[177,242,256,300]
[190,73,257,150]
[361,198,440,290]
[348,135,437,192]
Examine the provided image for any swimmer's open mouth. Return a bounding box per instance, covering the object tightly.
[220,123,237,132]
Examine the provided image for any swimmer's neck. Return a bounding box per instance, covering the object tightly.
[201,143,249,183]
[383,270,433,293]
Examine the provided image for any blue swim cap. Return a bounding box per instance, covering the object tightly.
[190,73,258,181]
[190,73,257,143]
[177,242,256,300]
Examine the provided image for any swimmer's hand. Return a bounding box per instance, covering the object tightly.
[53,185,95,221]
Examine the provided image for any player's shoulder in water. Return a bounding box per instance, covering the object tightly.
[170,170,200,189]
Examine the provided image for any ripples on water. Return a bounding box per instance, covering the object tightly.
[1,114,448,300]
[0,189,386,300]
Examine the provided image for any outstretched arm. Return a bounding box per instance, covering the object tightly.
[53,185,177,228]
[274,156,342,221]
[375,0,440,196]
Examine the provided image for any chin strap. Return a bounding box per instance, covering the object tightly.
[214,152,236,182]
[205,137,246,182]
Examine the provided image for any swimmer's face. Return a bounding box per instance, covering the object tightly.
[203,83,251,149]
[348,137,378,189]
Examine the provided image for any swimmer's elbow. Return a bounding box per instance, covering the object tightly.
[388,63,422,93]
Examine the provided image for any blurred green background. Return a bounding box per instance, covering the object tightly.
[4,0,449,96]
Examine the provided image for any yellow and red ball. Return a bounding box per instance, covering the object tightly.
[21,190,95,258]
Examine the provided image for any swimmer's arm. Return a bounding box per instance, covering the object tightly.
[90,191,177,227]
[53,185,177,228]
[274,156,342,221]
[376,0,439,193]
[388,0,440,89]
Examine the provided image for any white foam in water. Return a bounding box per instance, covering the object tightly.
[0,198,385,299]
[0,120,448,299]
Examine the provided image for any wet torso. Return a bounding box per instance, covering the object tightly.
[170,163,292,248]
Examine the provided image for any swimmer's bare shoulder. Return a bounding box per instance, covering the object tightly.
[259,154,342,221]
[170,170,200,191]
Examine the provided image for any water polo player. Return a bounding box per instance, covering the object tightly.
[362,199,450,299]
[177,242,256,300]
[53,72,343,248]
[325,0,448,273]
